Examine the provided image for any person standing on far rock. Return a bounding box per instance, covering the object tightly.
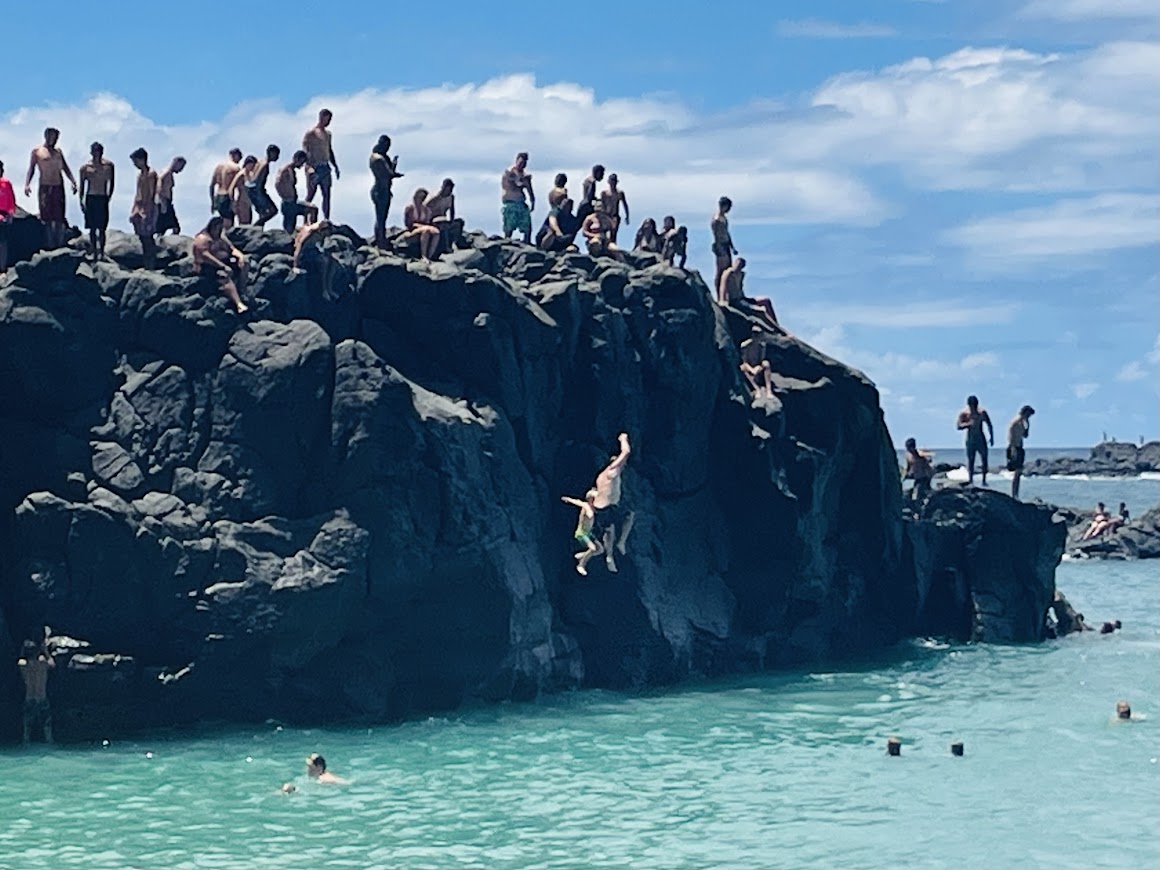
[247,145,280,229]
[192,216,249,314]
[276,151,318,234]
[501,151,535,243]
[18,638,54,744]
[24,127,78,249]
[956,395,993,487]
[592,433,635,572]
[156,156,187,237]
[78,142,114,261]
[0,159,18,273]
[303,108,340,220]
[231,155,258,226]
[601,173,629,243]
[576,164,605,225]
[129,148,159,270]
[1006,404,1034,499]
[210,148,243,227]
[369,135,403,248]
[711,196,737,291]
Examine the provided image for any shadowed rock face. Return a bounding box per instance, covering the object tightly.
[0,226,1059,740]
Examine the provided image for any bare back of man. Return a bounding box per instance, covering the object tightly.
[211,157,243,227]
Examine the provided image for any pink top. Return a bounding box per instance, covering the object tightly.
[0,178,16,217]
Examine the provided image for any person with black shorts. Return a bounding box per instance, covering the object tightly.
[1006,404,1034,499]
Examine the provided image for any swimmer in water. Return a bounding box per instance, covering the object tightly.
[1113,700,1143,722]
[280,782,297,794]
[306,753,348,783]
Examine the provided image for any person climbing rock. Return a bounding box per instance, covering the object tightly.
[903,437,935,502]
[192,216,249,314]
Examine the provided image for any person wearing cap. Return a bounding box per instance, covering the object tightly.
[305,753,347,784]
[1006,404,1035,499]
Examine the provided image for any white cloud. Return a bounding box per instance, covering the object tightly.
[1116,361,1148,382]
[802,325,1001,382]
[944,193,1159,261]
[794,299,1018,330]
[1072,381,1100,399]
[777,19,897,38]
[1021,0,1159,21]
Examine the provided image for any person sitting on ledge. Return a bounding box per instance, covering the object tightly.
[192,216,249,314]
[633,218,661,254]
[719,257,779,330]
[306,753,348,784]
[660,216,687,268]
[903,437,935,502]
[549,173,568,208]
[1081,502,1112,540]
[426,179,464,253]
[404,187,441,261]
[1103,502,1130,534]
[561,489,603,576]
[582,208,623,260]
[739,326,774,400]
[537,197,579,253]
[276,151,318,234]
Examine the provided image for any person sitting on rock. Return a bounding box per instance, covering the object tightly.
[129,148,159,270]
[276,151,318,234]
[192,216,249,314]
[633,218,661,254]
[549,173,568,208]
[1103,502,1130,534]
[156,155,187,237]
[18,638,53,744]
[1081,502,1112,540]
[537,198,579,253]
[561,489,603,576]
[592,432,635,572]
[306,753,348,784]
[739,327,774,400]
[903,437,935,502]
[660,216,687,268]
[404,188,441,261]
[0,159,15,274]
[718,257,780,330]
[501,151,535,243]
[426,179,463,253]
[581,209,623,260]
[600,173,629,243]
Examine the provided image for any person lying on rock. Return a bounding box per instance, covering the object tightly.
[306,753,348,784]
[903,437,935,502]
[634,218,661,254]
[192,216,249,314]
[18,638,54,744]
[562,490,603,576]
[1081,502,1112,540]
[582,209,623,260]
[718,257,780,331]
[404,188,441,261]
[739,327,774,400]
[660,216,687,269]
[592,433,635,572]
[537,198,579,253]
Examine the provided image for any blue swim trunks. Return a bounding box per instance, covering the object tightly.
[311,163,333,189]
[502,199,531,235]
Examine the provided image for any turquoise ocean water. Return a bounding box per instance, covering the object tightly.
[2,476,1157,870]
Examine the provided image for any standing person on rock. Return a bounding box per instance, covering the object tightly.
[592,433,635,573]
[369,135,403,248]
[276,151,318,234]
[577,164,604,225]
[303,108,340,220]
[956,395,994,487]
[711,196,737,292]
[78,142,114,260]
[129,148,159,270]
[1006,404,1035,499]
[903,437,935,502]
[156,156,187,237]
[231,155,258,226]
[24,127,78,248]
[600,173,629,243]
[661,216,687,268]
[501,151,535,243]
[210,148,243,227]
[0,160,15,273]
[18,638,54,744]
[247,145,280,229]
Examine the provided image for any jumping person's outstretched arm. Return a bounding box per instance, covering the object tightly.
[608,432,631,471]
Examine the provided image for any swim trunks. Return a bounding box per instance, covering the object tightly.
[311,163,332,190]
[155,201,181,235]
[131,204,158,238]
[38,185,66,223]
[213,194,234,220]
[502,199,531,235]
[83,194,110,230]
[1006,445,1025,472]
[247,184,277,219]
[281,199,310,233]
[574,529,596,547]
[592,502,630,540]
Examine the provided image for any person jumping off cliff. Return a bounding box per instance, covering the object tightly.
[1006,404,1034,499]
[18,637,54,744]
[561,489,603,576]
[956,395,993,486]
[591,433,635,572]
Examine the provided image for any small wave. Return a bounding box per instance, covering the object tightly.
[1047,473,1160,482]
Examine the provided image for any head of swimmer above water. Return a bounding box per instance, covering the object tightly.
[306,753,327,777]
[1116,701,1131,720]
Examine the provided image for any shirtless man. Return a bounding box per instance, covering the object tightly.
[661,216,687,268]
[582,209,622,260]
[369,135,403,248]
[1006,404,1035,499]
[501,152,535,243]
[192,216,249,314]
[209,148,244,227]
[156,156,187,237]
[711,196,737,291]
[25,127,78,248]
[576,164,605,224]
[739,327,774,400]
[230,155,257,225]
[246,145,280,229]
[129,148,159,270]
[719,257,780,330]
[600,173,629,243]
[549,173,568,208]
[561,490,603,576]
[0,160,15,273]
[425,178,462,253]
[592,433,635,572]
[78,142,115,260]
[276,151,318,234]
[18,639,53,744]
[303,109,340,219]
[903,437,935,502]
[956,395,994,486]
[306,753,348,784]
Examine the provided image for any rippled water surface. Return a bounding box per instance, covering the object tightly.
[2,491,1157,869]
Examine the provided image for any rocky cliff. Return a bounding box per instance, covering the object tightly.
[1029,440,1160,478]
[0,225,1062,740]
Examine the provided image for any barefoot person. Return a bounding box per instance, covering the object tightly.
[661,216,687,268]
[244,146,280,229]
[501,152,535,243]
[209,148,243,227]
[24,127,78,248]
[231,155,257,226]
[156,156,187,237]
[562,490,603,576]
[549,173,568,208]
[78,142,114,260]
[711,196,737,291]
[192,216,249,314]
[633,218,661,253]
[369,135,403,248]
[582,209,623,260]
[18,639,53,744]
[592,433,635,572]
[303,109,340,219]
[0,160,16,273]
[129,148,159,270]
[903,437,935,502]
[719,257,780,330]
[538,198,579,253]
[403,188,441,261]
[739,327,774,400]
[1006,404,1035,499]
[276,151,318,234]
[305,753,348,784]
[600,173,629,243]
[956,395,994,486]
[426,179,463,253]
[576,164,605,224]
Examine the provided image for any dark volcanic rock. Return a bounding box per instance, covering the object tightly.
[1029,440,1160,478]
[1058,505,1160,560]
[0,226,1060,741]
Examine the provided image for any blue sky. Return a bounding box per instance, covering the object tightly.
[2,0,1157,446]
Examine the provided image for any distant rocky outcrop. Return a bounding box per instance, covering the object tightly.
[1028,441,1160,478]
[0,223,1064,740]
